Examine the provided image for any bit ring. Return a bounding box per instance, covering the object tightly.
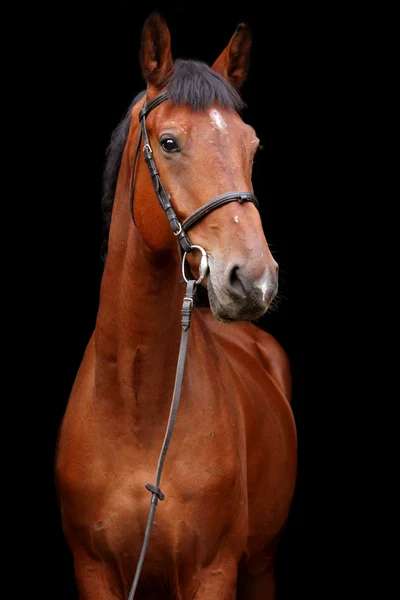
[182,245,209,285]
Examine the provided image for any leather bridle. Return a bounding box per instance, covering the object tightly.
[129,90,260,256]
[128,91,260,599]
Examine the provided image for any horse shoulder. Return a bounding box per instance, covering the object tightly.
[251,325,292,403]
[200,308,292,403]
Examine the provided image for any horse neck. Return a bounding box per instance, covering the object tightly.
[94,137,184,422]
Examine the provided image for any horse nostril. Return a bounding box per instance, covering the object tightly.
[227,264,247,298]
[229,265,238,286]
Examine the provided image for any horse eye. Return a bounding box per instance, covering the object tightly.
[160,138,180,153]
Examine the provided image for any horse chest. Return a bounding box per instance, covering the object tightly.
[84,444,245,575]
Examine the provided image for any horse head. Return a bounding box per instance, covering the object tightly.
[129,12,278,322]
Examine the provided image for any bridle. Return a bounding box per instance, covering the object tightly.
[128,91,260,599]
[130,90,259,259]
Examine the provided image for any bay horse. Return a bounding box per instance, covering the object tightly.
[55,12,297,599]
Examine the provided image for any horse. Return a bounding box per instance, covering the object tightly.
[55,12,297,599]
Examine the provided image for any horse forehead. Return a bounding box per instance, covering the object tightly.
[156,104,248,138]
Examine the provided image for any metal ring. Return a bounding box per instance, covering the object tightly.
[182,245,209,285]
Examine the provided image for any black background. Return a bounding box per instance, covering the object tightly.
[23,1,324,597]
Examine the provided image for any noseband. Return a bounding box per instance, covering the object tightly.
[129,91,260,255]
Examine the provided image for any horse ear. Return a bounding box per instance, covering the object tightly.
[211,23,252,89]
[140,12,174,89]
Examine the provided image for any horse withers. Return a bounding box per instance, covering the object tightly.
[55,12,297,599]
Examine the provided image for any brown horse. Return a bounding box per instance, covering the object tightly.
[55,12,297,599]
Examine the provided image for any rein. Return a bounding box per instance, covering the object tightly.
[128,92,260,598]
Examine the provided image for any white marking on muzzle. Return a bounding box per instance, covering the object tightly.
[257,268,274,302]
[260,280,269,302]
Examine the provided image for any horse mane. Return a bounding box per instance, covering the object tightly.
[100,59,245,260]
[100,90,146,260]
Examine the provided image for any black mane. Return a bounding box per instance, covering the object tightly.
[100,60,245,259]
[100,90,145,260]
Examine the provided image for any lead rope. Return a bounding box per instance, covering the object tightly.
[128,248,208,598]
[127,279,196,599]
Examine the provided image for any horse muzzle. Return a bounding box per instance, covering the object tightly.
[207,258,279,322]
